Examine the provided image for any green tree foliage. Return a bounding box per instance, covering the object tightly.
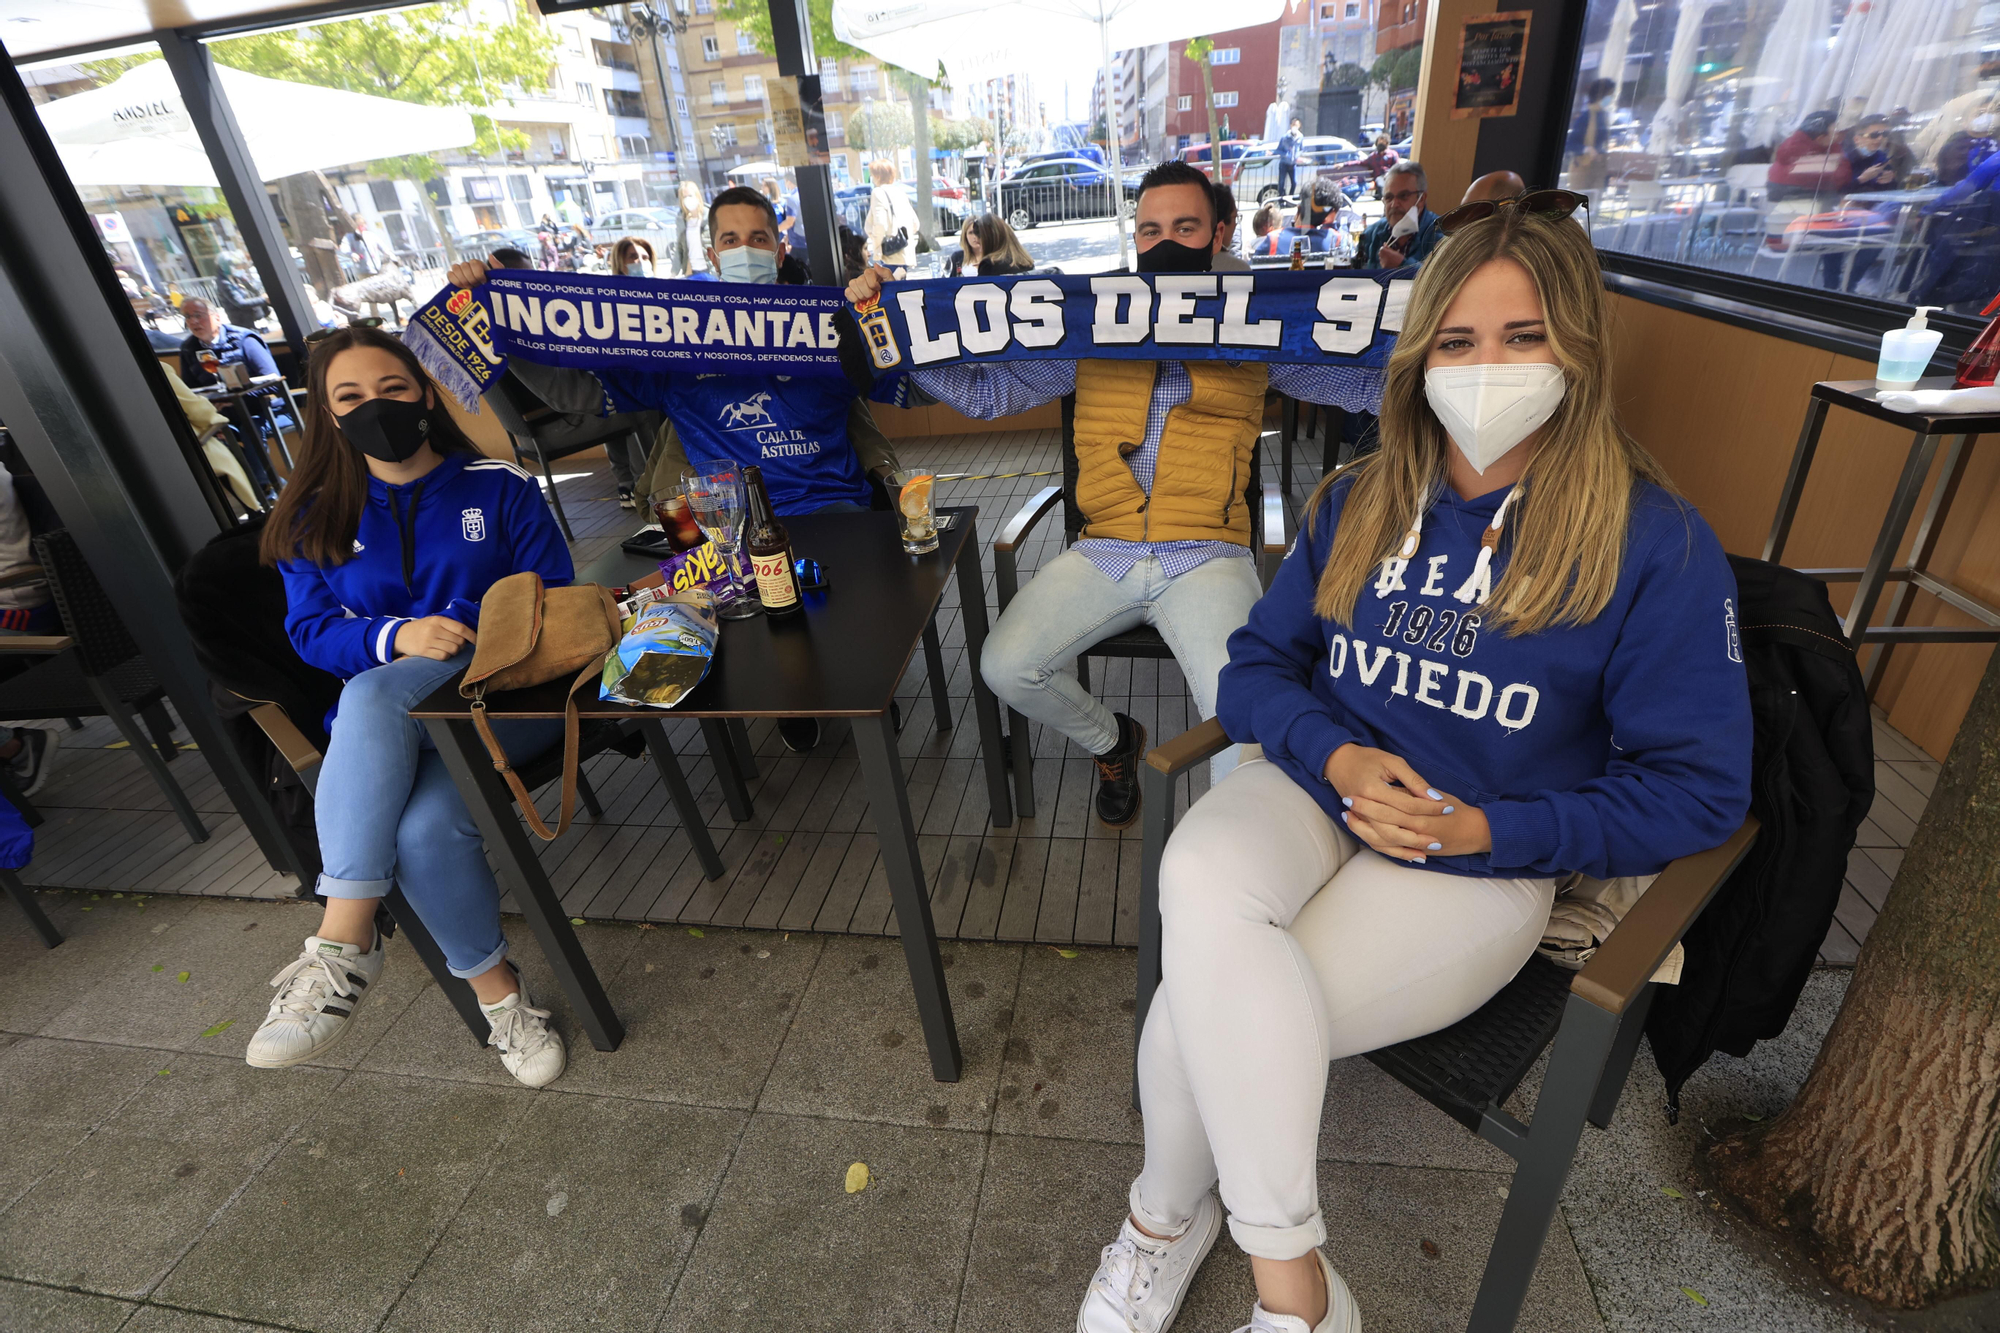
[1369,43,1425,93]
[87,7,559,174]
[930,115,991,152]
[717,0,878,67]
[848,98,913,152]
[1325,61,1371,90]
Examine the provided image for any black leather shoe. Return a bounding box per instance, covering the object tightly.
[1092,713,1146,828]
[778,717,821,753]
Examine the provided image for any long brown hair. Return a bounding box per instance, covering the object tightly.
[610,235,657,274]
[257,326,481,568]
[1306,206,1675,635]
[960,213,1034,273]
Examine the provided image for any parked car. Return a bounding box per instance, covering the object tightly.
[454,227,538,259]
[1015,145,1105,170]
[594,207,680,265]
[1228,137,1367,204]
[992,157,1138,229]
[1178,139,1262,179]
[931,174,967,202]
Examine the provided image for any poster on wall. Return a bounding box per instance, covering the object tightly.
[1452,12,1532,119]
[767,76,830,169]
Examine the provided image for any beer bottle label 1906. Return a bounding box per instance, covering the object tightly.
[750,549,798,607]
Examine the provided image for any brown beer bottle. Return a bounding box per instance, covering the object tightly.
[1290,237,1306,270]
[743,465,801,615]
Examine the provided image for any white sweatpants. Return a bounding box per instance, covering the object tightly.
[1131,757,1559,1260]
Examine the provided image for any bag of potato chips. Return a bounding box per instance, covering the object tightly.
[600,587,717,707]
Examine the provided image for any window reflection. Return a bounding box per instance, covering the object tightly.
[1560,0,2000,313]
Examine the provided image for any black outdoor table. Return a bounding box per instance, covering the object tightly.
[411,505,1011,1081]
[1763,377,2000,691]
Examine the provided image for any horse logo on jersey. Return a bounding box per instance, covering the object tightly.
[462,508,486,542]
[719,392,777,430]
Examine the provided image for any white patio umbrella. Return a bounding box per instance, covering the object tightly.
[1646,0,1724,158]
[1744,0,1829,149]
[1799,0,1884,124]
[37,57,475,187]
[1597,0,1639,96]
[1836,0,1982,121]
[830,0,1288,267]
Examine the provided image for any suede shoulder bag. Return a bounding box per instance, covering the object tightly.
[458,571,621,840]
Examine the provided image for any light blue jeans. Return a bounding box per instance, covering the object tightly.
[315,651,562,978]
[981,550,1264,777]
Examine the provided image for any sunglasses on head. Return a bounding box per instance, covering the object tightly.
[1435,189,1589,236]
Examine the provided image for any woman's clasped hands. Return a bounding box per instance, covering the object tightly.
[394,615,476,662]
[1323,742,1492,863]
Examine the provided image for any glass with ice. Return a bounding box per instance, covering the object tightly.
[680,467,760,619]
[893,469,938,554]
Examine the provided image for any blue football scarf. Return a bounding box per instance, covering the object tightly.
[403,267,1409,410]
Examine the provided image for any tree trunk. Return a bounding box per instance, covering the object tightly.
[1710,647,2000,1308]
[278,172,342,301]
[1202,62,1222,179]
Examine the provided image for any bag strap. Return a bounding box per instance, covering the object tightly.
[467,654,606,842]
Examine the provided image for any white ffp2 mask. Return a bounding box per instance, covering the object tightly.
[1424,363,1567,473]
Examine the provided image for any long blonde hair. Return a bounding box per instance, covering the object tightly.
[1306,207,1673,635]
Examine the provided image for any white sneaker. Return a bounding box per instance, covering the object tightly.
[245,933,384,1068]
[1232,1250,1361,1333]
[10,725,61,797]
[484,975,566,1088]
[1077,1193,1222,1333]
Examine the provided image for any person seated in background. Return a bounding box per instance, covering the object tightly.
[947,214,1036,277]
[480,246,652,508]
[1353,161,1439,270]
[610,235,659,278]
[163,361,263,514]
[848,161,1386,828]
[1249,202,1286,257]
[1461,171,1527,205]
[1358,135,1399,186]
[250,326,571,1088]
[0,464,60,795]
[1844,114,1908,191]
[1266,178,1343,259]
[178,296,290,494]
[1768,111,1851,202]
[1210,180,1250,271]
[1082,197,1750,1333]
[453,186,900,753]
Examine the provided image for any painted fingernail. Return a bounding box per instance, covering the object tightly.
[1340,811,1350,823]
[1427,842,1443,851]
[1425,788,1442,800]
[1442,805,1456,815]
[1341,796,1353,808]
[1412,855,1426,863]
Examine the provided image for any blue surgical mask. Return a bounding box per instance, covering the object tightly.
[625,260,652,278]
[716,245,779,285]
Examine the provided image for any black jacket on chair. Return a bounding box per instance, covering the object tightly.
[1645,556,1875,1117]
[173,518,345,884]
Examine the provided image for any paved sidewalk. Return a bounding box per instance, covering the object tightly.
[2,889,1981,1333]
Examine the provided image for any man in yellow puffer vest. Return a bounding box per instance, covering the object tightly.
[849,162,1384,826]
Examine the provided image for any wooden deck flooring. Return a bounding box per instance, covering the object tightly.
[12,425,1937,963]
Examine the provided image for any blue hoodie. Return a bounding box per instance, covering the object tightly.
[1219,478,1751,880]
[280,451,573,680]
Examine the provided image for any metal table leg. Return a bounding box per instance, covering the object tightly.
[637,719,724,879]
[427,717,624,1051]
[1762,397,1831,563]
[921,614,953,732]
[953,512,1013,828]
[1864,432,1977,690]
[700,717,754,822]
[726,717,759,780]
[1844,430,1944,647]
[852,710,962,1082]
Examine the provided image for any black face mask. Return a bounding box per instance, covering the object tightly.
[1136,236,1215,274]
[335,395,431,464]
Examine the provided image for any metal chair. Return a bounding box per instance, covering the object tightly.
[3,868,59,947]
[0,531,208,843]
[1135,717,1759,1333]
[990,394,1286,818]
[484,371,655,541]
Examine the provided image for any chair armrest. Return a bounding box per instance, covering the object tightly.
[0,635,72,653]
[994,485,1063,553]
[0,565,44,589]
[1261,481,1286,557]
[1144,716,1231,779]
[248,703,324,774]
[1572,817,1760,1015]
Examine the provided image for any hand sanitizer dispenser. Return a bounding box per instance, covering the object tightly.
[1878,306,1944,391]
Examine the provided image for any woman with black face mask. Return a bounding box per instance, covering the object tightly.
[249,326,573,1089]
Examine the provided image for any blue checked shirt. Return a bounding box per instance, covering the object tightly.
[912,360,1384,581]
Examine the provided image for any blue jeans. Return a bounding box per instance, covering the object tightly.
[314,651,562,978]
[981,551,1264,778]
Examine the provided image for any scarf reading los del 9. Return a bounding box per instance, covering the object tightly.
[402,268,1409,411]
